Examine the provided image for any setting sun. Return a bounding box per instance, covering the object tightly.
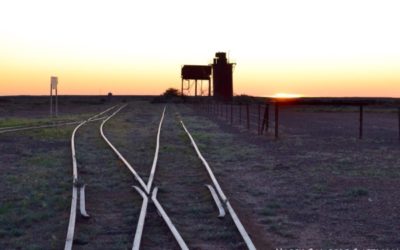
[271,93,303,99]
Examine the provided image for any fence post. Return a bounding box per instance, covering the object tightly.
[231,102,233,124]
[226,104,228,121]
[258,104,261,135]
[239,103,242,124]
[246,103,250,130]
[359,105,363,139]
[398,108,400,141]
[275,103,279,139]
[265,104,270,133]
[260,104,268,135]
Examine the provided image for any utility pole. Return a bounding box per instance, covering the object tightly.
[50,76,58,117]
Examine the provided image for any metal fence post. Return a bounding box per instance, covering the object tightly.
[258,104,261,135]
[398,108,400,141]
[246,104,250,130]
[359,105,363,139]
[275,103,279,139]
[260,104,268,135]
[231,102,233,124]
[239,103,242,124]
[265,104,270,133]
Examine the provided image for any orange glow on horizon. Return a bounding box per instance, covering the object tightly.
[271,93,303,99]
[0,1,400,97]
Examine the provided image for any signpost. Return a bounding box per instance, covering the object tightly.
[50,76,58,117]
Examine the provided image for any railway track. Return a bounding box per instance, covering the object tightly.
[65,103,256,249]
[180,119,256,250]
[65,105,119,250]
[0,116,109,134]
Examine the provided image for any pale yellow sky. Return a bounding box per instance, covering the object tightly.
[1,0,400,96]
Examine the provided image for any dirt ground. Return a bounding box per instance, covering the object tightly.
[1,96,400,249]
[189,103,400,248]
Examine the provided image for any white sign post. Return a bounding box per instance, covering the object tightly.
[50,76,58,117]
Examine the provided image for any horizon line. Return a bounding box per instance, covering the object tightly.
[1,94,400,99]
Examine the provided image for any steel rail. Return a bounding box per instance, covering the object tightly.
[0,124,33,130]
[89,116,108,122]
[146,106,166,192]
[0,107,117,134]
[0,121,81,134]
[64,105,118,250]
[100,105,188,249]
[132,106,166,249]
[0,118,83,131]
[65,185,78,250]
[99,104,148,192]
[132,186,149,250]
[79,185,90,218]
[151,187,189,250]
[180,120,256,250]
[205,184,226,218]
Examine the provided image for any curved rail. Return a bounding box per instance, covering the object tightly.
[0,112,113,135]
[79,185,90,218]
[180,120,256,250]
[64,105,118,250]
[131,106,166,249]
[205,184,226,218]
[146,106,166,192]
[99,104,148,192]
[100,105,188,249]
[151,187,189,250]
[132,186,149,250]
[0,120,81,134]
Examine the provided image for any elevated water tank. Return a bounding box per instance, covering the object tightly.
[212,52,233,100]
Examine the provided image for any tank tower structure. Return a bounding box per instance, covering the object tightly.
[181,52,234,101]
[212,52,234,101]
[181,65,212,97]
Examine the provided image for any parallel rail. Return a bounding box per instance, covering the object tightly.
[100,104,148,192]
[64,105,118,250]
[180,119,257,250]
[64,104,256,250]
[99,105,187,249]
[0,116,108,134]
[132,107,166,250]
[0,121,81,134]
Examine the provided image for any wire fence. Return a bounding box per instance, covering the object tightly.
[190,101,400,141]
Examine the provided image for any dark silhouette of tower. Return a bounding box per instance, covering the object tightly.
[212,52,233,101]
[180,52,234,99]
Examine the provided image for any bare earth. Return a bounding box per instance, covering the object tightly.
[0,96,399,249]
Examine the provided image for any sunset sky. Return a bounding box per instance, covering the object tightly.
[1,0,400,97]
